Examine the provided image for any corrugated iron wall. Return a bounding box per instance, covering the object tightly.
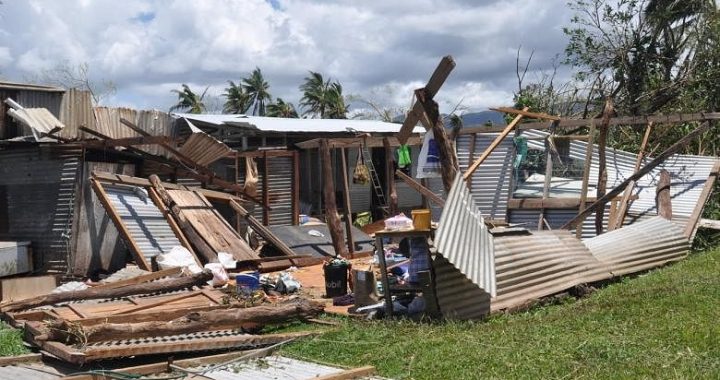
[0,145,82,274]
[236,153,298,226]
[58,89,95,139]
[456,133,514,221]
[72,162,135,276]
[433,255,491,320]
[345,148,371,212]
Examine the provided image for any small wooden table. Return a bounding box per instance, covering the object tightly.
[374,228,436,318]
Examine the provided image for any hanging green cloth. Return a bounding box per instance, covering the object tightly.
[513,136,528,169]
[397,144,412,168]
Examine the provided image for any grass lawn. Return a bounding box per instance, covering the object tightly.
[283,246,720,379]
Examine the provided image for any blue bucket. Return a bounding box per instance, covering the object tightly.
[236,272,260,296]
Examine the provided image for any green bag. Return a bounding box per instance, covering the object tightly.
[397,144,412,168]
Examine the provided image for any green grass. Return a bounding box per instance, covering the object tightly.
[0,323,27,357]
[283,247,720,379]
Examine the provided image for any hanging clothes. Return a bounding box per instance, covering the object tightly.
[397,144,412,168]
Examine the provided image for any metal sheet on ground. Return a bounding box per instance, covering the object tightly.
[267,224,374,258]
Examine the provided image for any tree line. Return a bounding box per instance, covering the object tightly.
[169,67,347,119]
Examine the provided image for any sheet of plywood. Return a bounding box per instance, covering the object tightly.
[166,190,257,261]
[1,275,57,302]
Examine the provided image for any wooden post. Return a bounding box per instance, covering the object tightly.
[383,138,399,215]
[149,175,217,264]
[594,99,614,235]
[293,150,300,225]
[539,122,558,230]
[463,107,529,180]
[576,123,595,238]
[262,151,270,225]
[234,152,241,232]
[415,88,459,192]
[656,169,672,220]
[339,148,355,255]
[320,139,349,258]
[610,122,653,230]
[684,160,720,238]
[562,121,712,229]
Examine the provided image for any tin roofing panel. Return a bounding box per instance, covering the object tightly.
[435,175,496,296]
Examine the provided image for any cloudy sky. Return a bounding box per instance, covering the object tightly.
[0,0,574,115]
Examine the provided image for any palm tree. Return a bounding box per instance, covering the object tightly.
[223,80,251,114]
[242,67,271,116]
[169,84,207,114]
[266,98,299,118]
[299,71,347,119]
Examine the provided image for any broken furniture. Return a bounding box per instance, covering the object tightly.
[374,228,439,318]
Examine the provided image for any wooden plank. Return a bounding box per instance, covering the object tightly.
[293,150,300,225]
[147,186,200,265]
[576,123,595,238]
[116,118,267,208]
[490,107,560,121]
[150,175,219,263]
[397,56,456,144]
[314,366,377,380]
[609,122,653,230]
[698,218,720,230]
[320,139,349,258]
[91,267,182,290]
[90,179,152,271]
[110,290,203,315]
[0,275,57,303]
[684,160,720,238]
[395,169,445,207]
[167,189,257,261]
[594,99,614,235]
[466,133,477,189]
[340,148,355,254]
[562,121,713,229]
[463,107,529,180]
[263,151,270,225]
[296,136,423,150]
[0,353,43,366]
[79,332,316,363]
[384,138,398,215]
[78,134,171,148]
[508,197,596,209]
[229,200,297,262]
[656,169,672,220]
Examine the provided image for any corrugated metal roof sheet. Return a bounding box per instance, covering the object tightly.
[492,230,612,311]
[584,216,689,276]
[433,255,491,320]
[189,355,344,380]
[178,118,232,166]
[435,175,496,296]
[103,184,182,263]
[176,113,425,134]
[7,107,65,136]
[92,107,176,156]
[0,81,65,92]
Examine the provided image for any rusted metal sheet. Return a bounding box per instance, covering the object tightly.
[584,216,689,276]
[58,88,95,139]
[178,118,231,166]
[92,107,176,156]
[435,175,496,296]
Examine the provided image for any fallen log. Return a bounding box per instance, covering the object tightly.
[1,270,213,313]
[41,299,324,344]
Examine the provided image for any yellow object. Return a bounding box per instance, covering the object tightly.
[411,209,431,230]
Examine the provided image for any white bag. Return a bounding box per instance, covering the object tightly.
[204,263,229,287]
[416,130,442,178]
[156,246,202,274]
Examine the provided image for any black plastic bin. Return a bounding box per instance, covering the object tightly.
[324,263,349,297]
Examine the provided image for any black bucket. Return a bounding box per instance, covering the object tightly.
[324,264,349,298]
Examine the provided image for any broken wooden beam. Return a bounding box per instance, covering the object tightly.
[595,99,614,235]
[562,121,713,230]
[397,56,456,144]
[395,169,445,207]
[150,174,218,264]
[463,107,529,180]
[489,107,561,121]
[41,299,324,344]
[415,87,459,192]
[384,138,399,215]
[229,200,298,262]
[339,148,356,254]
[1,270,213,313]
[609,122,653,230]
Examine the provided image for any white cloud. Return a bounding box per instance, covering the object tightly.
[0,0,573,113]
